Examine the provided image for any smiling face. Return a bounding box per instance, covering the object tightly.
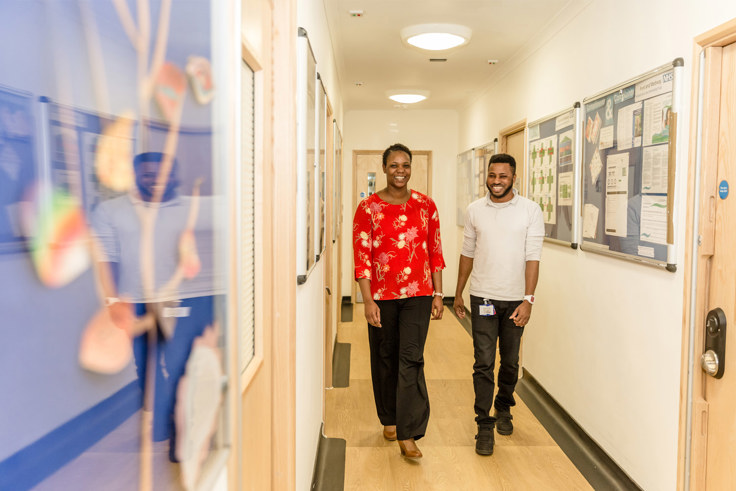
[486,162,516,202]
[383,150,412,191]
[135,160,179,202]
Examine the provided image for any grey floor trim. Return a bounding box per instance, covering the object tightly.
[311,424,346,491]
[332,342,351,388]
[340,302,353,322]
[516,369,642,491]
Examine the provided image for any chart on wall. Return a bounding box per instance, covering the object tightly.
[527,104,580,247]
[581,59,682,270]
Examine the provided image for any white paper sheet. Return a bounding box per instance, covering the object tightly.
[640,195,668,245]
[583,203,599,238]
[605,193,628,237]
[641,145,669,193]
[643,93,672,146]
[558,171,573,206]
[599,125,614,150]
[616,102,643,150]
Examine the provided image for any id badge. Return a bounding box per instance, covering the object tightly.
[479,301,496,316]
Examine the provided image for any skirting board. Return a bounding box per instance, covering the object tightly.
[311,424,346,491]
[332,341,351,388]
[516,369,642,491]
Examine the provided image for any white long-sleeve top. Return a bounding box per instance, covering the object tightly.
[461,190,545,301]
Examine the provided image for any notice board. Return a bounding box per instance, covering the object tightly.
[581,59,683,271]
[527,104,581,247]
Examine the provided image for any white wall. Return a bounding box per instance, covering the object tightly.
[295,1,342,489]
[458,2,736,490]
[295,263,325,490]
[340,110,460,300]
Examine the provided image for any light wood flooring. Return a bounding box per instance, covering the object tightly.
[325,303,592,490]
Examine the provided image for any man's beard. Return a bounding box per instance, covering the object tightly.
[487,182,512,199]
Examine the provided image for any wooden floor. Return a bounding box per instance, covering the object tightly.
[325,303,592,490]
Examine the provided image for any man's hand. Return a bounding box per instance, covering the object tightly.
[509,301,532,327]
[364,300,381,327]
[431,295,444,320]
[453,297,466,319]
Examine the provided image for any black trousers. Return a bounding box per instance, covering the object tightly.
[367,296,433,441]
[470,295,525,425]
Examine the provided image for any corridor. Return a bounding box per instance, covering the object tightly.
[325,304,591,490]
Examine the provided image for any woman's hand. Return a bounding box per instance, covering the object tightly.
[364,300,382,327]
[431,295,444,320]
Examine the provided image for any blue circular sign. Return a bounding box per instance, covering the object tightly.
[719,180,729,200]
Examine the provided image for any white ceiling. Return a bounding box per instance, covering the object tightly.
[324,0,578,111]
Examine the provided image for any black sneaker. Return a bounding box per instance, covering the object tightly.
[495,412,513,435]
[475,424,494,455]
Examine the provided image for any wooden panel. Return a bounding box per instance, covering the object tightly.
[704,41,736,490]
[270,0,297,488]
[680,44,723,491]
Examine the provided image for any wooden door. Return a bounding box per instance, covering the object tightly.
[500,121,526,196]
[351,149,431,302]
[505,129,526,195]
[698,41,736,490]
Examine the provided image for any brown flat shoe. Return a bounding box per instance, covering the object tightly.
[398,438,422,460]
[383,425,397,441]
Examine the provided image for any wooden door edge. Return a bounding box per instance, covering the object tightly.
[677,23,735,490]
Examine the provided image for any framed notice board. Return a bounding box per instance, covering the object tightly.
[581,59,683,271]
[527,104,581,248]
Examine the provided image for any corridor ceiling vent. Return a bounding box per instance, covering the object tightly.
[386,90,429,104]
[401,24,471,51]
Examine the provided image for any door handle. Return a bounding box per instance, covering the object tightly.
[701,307,727,378]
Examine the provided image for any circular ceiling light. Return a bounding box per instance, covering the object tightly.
[401,23,472,51]
[386,90,429,104]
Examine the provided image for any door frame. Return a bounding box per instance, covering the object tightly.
[350,149,433,303]
[498,119,527,195]
[324,99,334,394]
[678,17,736,491]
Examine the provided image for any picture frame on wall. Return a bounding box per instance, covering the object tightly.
[296,28,317,283]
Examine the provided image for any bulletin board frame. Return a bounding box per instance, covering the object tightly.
[526,104,582,248]
[581,59,683,271]
[296,28,317,284]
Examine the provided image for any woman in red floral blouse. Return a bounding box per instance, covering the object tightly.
[353,143,445,460]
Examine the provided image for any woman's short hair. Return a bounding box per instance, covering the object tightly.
[382,143,412,167]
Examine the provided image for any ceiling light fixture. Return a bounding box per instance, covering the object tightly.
[386,90,429,104]
[401,23,472,51]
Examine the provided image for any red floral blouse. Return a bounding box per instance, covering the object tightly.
[353,190,445,301]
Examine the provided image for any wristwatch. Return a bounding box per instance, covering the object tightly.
[433,292,444,298]
[523,294,535,305]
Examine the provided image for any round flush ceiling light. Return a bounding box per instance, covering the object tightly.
[401,23,472,51]
[386,90,429,104]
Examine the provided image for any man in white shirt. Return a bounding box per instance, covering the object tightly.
[453,153,544,456]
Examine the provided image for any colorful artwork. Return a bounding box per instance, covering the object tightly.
[175,323,224,490]
[186,56,215,105]
[21,187,90,288]
[154,62,187,122]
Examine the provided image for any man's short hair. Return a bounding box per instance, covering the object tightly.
[382,143,412,167]
[133,151,179,171]
[488,153,516,174]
